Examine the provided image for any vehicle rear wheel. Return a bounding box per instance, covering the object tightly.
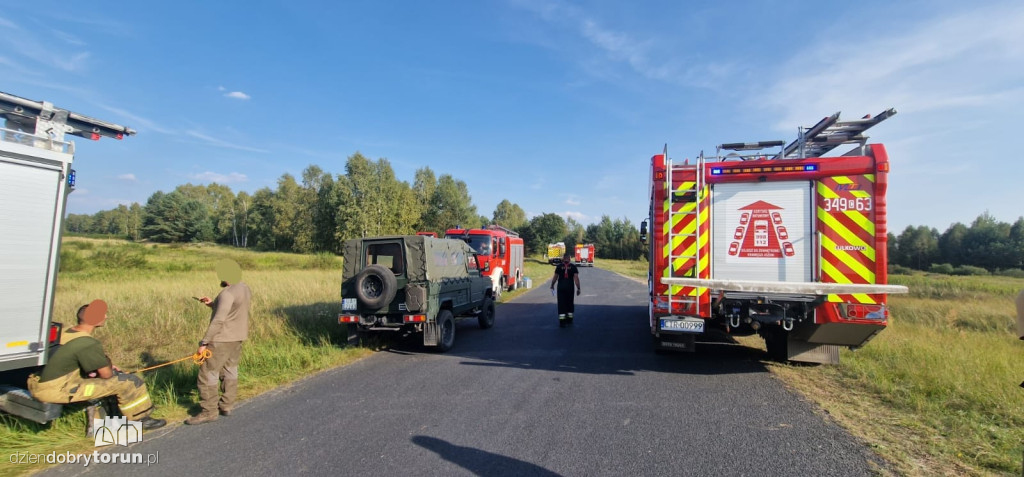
[478,297,495,329]
[354,265,397,309]
[436,310,455,352]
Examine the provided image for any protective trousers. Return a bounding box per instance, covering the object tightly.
[28,371,154,421]
[197,341,243,415]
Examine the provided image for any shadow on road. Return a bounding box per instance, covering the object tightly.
[383,300,771,378]
[412,435,562,477]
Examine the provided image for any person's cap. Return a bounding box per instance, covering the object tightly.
[216,259,242,283]
[81,299,108,326]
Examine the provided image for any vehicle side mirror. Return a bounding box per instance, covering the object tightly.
[640,220,648,245]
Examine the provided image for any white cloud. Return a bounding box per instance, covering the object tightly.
[224,91,251,100]
[184,130,269,153]
[565,195,580,206]
[563,211,588,222]
[509,0,733,88]
[96,104,173,135]
[52,29,86,47]
[188,171,248,184]
[117,173,137,181]
[761,3,1024,129]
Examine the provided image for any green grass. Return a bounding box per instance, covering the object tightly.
[595,258,1024,476]
[2,238,370,475]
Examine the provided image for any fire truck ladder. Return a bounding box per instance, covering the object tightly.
[664,145,707,316]
[0,91,135,147]
[775,108,897,159]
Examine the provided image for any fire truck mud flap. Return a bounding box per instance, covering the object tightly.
[654,334,696,353]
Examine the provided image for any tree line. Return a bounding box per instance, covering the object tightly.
[889,212,1024,275]
[65,152,646,260]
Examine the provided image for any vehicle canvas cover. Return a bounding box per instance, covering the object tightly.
[342,235,475,283]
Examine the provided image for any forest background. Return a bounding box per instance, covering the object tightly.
[64,152,1024,275]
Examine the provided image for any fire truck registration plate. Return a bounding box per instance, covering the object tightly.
[342,298,357,311]
[660,318,704,333]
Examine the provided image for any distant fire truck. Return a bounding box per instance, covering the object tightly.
[445,225,524,298]
[546,242,565,265]
[641,110,908,364]
[574,243,595,267]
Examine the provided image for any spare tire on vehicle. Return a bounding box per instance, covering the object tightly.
[355,264,398,309]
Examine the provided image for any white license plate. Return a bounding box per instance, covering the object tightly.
[342,298,357,311]
[660,318,704,333]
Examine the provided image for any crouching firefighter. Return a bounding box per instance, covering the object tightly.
[27,300,166,430]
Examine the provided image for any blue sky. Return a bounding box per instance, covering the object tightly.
[2,0,1022,233]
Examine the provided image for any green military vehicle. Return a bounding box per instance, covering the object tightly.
[339,235,496,352]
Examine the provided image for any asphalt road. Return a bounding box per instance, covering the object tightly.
[42,267,884,476]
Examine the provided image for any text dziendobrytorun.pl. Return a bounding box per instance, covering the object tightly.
[9,451,159,467]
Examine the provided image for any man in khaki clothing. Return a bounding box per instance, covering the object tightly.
[28,300,166,429]
[186,259,251,425]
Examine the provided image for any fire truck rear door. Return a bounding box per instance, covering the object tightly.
[711,181,812,282]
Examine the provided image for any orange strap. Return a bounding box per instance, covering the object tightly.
[128,349,213,374]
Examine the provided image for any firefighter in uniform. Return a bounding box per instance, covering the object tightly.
[550,252,581,328]
[186,259,251,425]
[27,300,166,429]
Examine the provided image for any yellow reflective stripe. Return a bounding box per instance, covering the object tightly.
[121,395,151,411]
[821,235,875,282]
[818,210,876,262]
[83,384,95,397]
[851,293,877,304]
[820,260,852,284]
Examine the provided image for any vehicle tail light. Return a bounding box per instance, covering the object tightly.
[338,315,360,324]
[841,304,887,321]
[48,322,63,345]
[404,314,427,323]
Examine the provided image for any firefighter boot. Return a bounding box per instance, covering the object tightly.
[186,384,221,425]
[567,313,574,325]
[558,314,567,328]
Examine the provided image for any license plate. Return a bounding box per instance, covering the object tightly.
[342,298,357,311]
[660,318,704,333]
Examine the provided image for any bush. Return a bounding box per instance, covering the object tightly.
[307,252,340,270]
[928,263,955,275]
[58,249,86,272]
[91,247,148,269]
[952,265,990,276]
[888,264,915,275]
[994,268,1024,278]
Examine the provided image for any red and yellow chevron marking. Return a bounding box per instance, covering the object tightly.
[816,174,878,304]
[658,172,711,316]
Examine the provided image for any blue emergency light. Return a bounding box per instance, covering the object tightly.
[67,169,76,187]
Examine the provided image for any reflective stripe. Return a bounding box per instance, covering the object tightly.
[121,395,151,411]
[83,384,94,397]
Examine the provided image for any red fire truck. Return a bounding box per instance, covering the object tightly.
[445,225,525,298]
[574,243,595,267]
[641,110,908,364]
